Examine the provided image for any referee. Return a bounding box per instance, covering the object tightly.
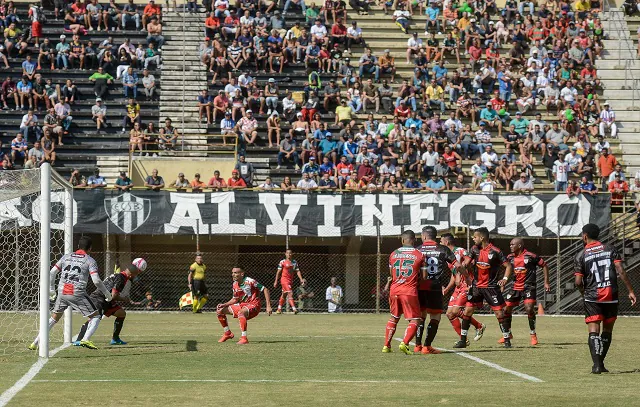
[188,254,208,313]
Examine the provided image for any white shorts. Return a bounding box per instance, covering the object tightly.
[53,293,99,317]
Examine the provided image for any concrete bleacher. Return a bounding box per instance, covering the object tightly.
[0,2,160,179]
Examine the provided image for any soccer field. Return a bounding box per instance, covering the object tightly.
[2,313,639,407]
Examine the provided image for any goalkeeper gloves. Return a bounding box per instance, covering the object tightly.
[104,291,113,302]
[49,289,57,301]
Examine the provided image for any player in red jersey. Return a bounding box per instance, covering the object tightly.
[503,238,550,346]
[216,267,273,345]
[441,233,486,345]
[383,230,425,355]
[575,224,636,374]
[274,249,305,314]
[454,227,514,349]
[414,226,460,355]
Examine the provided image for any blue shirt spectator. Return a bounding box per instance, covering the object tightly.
[426,5,439,20]
[319,137,338,155]
[314,128,330,140]
[405,116,422,130]
[426,178,445,190]
[405,178,422,189]
[319,160,335,175]
[432,64,448,80]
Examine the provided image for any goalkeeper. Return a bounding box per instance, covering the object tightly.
[74,261,145,346]
[188,254,208,313]
[29,236,112,351]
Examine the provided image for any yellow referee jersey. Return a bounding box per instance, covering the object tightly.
[189,262,206,280]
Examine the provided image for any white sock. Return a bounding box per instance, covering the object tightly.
[241,331,247,337]
[223,326,230,332]
[33,317,57,345]
[82,317,101,341]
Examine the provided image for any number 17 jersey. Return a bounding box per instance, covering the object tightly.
[389,246,425,296]
[574,241,622,303]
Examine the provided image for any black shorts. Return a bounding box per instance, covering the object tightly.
[505,288,537,307]
[90,295,121,317]
[467,286,505,311]
[418,289,443,314]
[192,279,208,296]
[584,301,618,324]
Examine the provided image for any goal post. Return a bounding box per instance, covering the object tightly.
[0,164,73,358]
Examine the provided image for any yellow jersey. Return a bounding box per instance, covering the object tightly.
[189,262,206,280]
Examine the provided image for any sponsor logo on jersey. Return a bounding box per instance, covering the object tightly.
[104,192,151,233]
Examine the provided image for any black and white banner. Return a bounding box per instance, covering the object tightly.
[0,190,610,237]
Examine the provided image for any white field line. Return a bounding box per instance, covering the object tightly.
[393,338,544,383]
[0,343,70,407]
[31,379,521,384]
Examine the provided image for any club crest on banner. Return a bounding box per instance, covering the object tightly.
[104,193,150,233]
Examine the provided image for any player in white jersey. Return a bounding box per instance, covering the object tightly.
[29,236,112,350]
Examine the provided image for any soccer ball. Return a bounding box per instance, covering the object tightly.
[132,257,147,272]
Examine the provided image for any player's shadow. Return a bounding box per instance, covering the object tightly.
[186,340,198,352]
[548,342,583,346]
[453,349,524,354]
[609,369,640,375]
[249,340,298,344]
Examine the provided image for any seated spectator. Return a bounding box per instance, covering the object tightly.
[87,169,107,188]
[144,42,161,69]
[169,172,190,190]
[228,169,247,189]
[10,132,28,165]
[145,168,165,190]
[608,173,629,205]
[512,173,534,193]
[122,66,138,99]
[122,98,140,132]
[425,173,446,193]
[599,102,617,138]
[23,154,38,169]
[122,0,142,30]
[69,168,87,187]
[258,176,277,190]
[20,109,40,143]
[297,172,318,190]
[318,172,337,191]
[159,118,178,151]
[280,175,296,191]
[38,38,55,70]
[470,157,488,190]
[478,173,498,193]
[146,16,164,48]
[143,122,157,155]
[129,122,144,155]
[405,174,422,190]
[27,140,45,167]
[115,171,133,191]
[91,98,107,133]
[452,173,472,192]
[90,67,114,99]
[41,130,57,166]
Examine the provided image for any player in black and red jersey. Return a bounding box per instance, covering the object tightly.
[454,227,514,349]
[503,238,550,346]
[575,224,636,374]
[383,230,425,355]
[414,226,460,355]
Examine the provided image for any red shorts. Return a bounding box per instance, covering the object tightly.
[280,280,293,293]
[448,285,468,308]
[32,21,42,37]
[230,302,260,320]
[103,304,122,317]
[389,294,421,320]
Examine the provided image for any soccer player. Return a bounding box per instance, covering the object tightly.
[503,238,550,346]
[216,267,273,344]
[274,249,305,314]
[575,223,636,374]
[73,262,144,346]
[414,226,460,355]
[29,236,112,351]
[441,233,486,345]
[188,254,207,313]
[383,230,425,355]
[453,227,514,349]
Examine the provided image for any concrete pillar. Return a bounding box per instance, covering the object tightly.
[344,237,362,305]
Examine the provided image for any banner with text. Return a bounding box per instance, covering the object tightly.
[0,191,610,237]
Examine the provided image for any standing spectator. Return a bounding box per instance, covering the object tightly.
[608,174,629,206]
[145,168,165,190]
[205,170,225,189]
[553,152,570,192]
[599,102,617,138]
[68,169,87,187]
[87,169,108,188]
[325,277,343,313]
[296,280,315,311]
[169,172,190,190]
[425,173,446,193]
[90,98,107,133]
[115,171,133,191]
[597,148,617,189]
[234,155,254,187]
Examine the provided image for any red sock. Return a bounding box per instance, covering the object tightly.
[217,314,228,328]
[278,297,285,308]
[403,321,418,344]
[288,298,296,310]
[448,315,462,335]
[238,315,247,335]
[384,318,398,347]
[470,317,482,329]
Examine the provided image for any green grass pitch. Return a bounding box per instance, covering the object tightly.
[2,313,640,406]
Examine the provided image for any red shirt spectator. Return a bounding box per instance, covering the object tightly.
[597,151,617,178]
[208,173,227,188]
[228,170,247,188]
[336,160,353,178]
[143,2,161,16]
[394,103,410,118]
[580,66,597,80]
[608,177,628,205]
[357,161,375,183]
[331,23,347,36]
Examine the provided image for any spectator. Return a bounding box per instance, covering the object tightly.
[91,98,107,133]
[277,134,299,169]
[115,171,133,191]
[318,172,337,190]
[23,154,38,169]
[480,144,498,173]
[89,66,114,99]
[580,177,598,196]
[122,0,141,30]
[404,173,422,190]
[296,280,315,311]
[38,38,55,70]
[297,172,317,190]
[122,66,138,99]
[41,130,57,166]
[237,110,258,146]
[425,173,446,193]
[69,168,87,187]
[129,122,144,155]
[478,173,498,193]
[546,122,570,152]
[452,173,472,192]
[145,168,165,190]
[198,89,214,125]
[122,98,140,132]
[608,164,626,184]
[19,109,40,142]
[358,48,379,82]
[325,277,343,313]
[207,170,227,189]
[43,107,63,145]
[512,173,534,193]
[567,180,581,197]
[393,4,411,35]
[159,118,178,151]
[17,76,32,111]
[146,16,164,48]
[56,35,70,69]
[346,21,366,54]
[144,42,162,69]
[258,176,277,190]
[280,175,296,191]
[597,148,617,188]
[87,169,107,188]
[553,152,570,192]
[335,98,355,127]
[169,172,190,189]
[608,173,629,205]
[406,31,422,64]
[27,140,45,166]
[599,102,617,138]
[267,111,281,147]
[235,155,254,187]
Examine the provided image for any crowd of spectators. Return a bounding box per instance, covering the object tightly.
[189,0,632,198]
[0,0,163,171]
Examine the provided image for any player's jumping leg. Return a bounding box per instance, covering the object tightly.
[29,314,61,350]
[382,316,399,353]
[524,301,537,345]
[600,319,615,373]
[110,309,127,345]
[216,306,235,342]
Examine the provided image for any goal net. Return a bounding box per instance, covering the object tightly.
[0,165,73,357]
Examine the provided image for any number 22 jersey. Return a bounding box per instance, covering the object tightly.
[574,241,622,303]
[389,247,425,296]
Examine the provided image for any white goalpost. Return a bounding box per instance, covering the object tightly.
[0,163,73,358]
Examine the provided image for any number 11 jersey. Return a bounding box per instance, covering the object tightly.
[389,247,425,296]
[574,241,623,303]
